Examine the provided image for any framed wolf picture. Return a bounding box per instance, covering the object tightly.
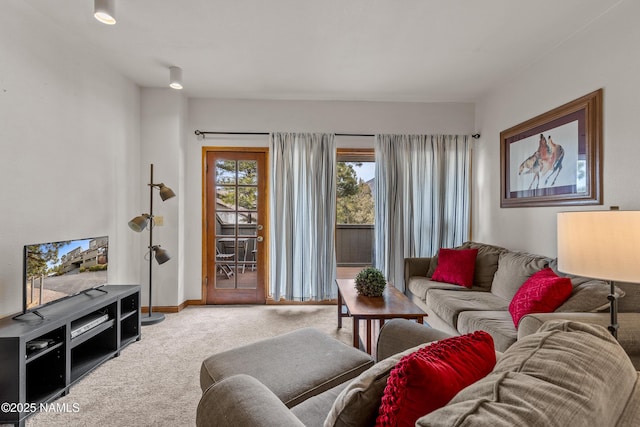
[500,89,602,208]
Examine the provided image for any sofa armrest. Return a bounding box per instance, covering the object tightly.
[404,257,432,283]
[376,319,453,362]
[196,374,305,427]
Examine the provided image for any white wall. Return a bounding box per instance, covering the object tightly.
[0,2,141,317]
[473,0,640,257]
[138,89,186,309]
[182,99,475,301]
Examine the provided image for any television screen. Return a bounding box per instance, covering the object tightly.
[23,236,109,313]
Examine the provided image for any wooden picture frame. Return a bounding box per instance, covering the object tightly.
[500,89,602,208]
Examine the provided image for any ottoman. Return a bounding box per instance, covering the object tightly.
[200,327,374,408]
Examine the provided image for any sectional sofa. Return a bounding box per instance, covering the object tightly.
[196,319,640,426]
[405,241,640,367]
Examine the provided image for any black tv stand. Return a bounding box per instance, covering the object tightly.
[11,310,45,320]
[85,286,109,295]
[0,285,140,427]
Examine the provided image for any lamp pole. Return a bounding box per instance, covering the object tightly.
[142,163,165,326]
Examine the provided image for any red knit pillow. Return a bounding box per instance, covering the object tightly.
[375,331,495,427]
[430,248,478,288]
[509,267,573,327]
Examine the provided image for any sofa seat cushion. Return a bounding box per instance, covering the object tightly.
[456,310,517,352]
[426,290,509,329]
[200,328,374,408]
[491,251,550,301]
[417,321,639,427]
[291,382,348,427]
[407,277,472,303]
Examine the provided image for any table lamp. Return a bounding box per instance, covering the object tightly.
[557,210,640,338]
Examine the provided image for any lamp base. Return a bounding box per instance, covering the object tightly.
[141,312,165,326]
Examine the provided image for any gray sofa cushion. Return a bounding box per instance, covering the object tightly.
[324,342,432,427]
[407,277,471,302]
[417,321,638,427]
[292,382,348,427]
[491,251,550,301]
[548,258,626,312]
[556,279,621,312]
[457,241,507,291]
[200,328,374,408]
[427,290,509,329]
[456,310,517,352]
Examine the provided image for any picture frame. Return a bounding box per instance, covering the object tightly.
[500,89,603,208]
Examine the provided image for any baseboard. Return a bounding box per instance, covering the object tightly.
[142,298,336,313]
[142,299,206,314]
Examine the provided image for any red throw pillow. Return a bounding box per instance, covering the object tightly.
[430,248,478,288]
[509,267,573,327]
[375,331,495,427]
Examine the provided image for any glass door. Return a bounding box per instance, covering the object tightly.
[204,149,267,304]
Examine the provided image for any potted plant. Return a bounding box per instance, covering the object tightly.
[354,267,387,297]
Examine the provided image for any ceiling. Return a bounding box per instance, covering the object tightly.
[23,0,622,102]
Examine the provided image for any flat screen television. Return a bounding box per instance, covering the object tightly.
[22,236,109,316]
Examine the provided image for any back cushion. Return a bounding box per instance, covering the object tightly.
[548,258,627,312]
[457,241,507,291]
[417,321,638,427]
[491,251,550,301]
[427,242,506,291]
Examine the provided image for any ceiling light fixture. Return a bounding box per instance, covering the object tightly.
[94,0,116,25]
[169,66,183,90]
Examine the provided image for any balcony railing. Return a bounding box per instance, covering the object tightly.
[218,223,373,267]
[336,224,373,266]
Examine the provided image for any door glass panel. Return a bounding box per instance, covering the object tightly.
[238,160,258,185]
[238,187,257,210]
[216,186,236,211]
[216,160,236,184]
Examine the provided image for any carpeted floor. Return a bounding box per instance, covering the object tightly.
[26,305,353,427]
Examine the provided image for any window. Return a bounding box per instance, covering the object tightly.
[336,149,375,267]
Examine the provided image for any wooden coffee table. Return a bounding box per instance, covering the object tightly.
[336,278,426,355]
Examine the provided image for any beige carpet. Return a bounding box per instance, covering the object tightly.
[26,305,353,427]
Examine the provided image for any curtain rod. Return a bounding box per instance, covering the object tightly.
[194,130,480,139]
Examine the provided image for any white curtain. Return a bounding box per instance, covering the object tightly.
[269,132,337,301]
[374,134,472,291]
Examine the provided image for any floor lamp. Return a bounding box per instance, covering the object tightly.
[557,210,640,339]
[129,163,176,326]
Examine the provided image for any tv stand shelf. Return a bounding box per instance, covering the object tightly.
[0,285,140,427]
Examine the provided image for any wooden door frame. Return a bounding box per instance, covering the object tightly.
[201,147,270,304]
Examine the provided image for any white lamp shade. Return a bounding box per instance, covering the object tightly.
[94,0,116,25]
[557,211,640,283]
[169,67,183,90]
